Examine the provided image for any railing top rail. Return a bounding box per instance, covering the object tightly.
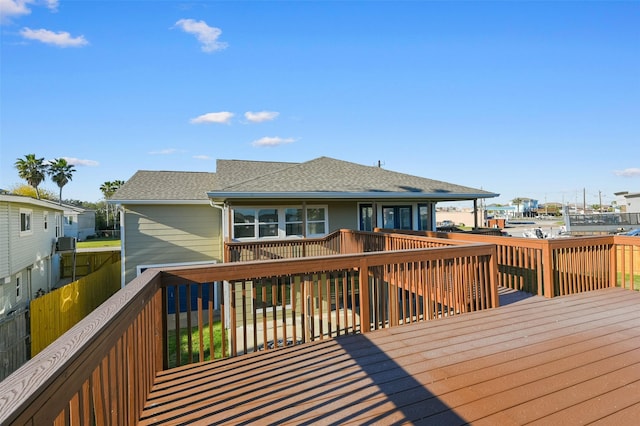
[225,229,344,246]
[0,269,162,425]
[375,228,623,250]
[162,243,496,285]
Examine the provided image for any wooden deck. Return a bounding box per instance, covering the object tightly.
[139,287,640,425]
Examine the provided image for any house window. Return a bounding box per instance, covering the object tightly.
[359,204,374,231]
[43,211,49,231]
[306,208,326,236]
[418,204,430,231]
[234,209,257,238]
[285,208,304,236]
[55,213,62,237]
[20,209,32,235]
[16,273,22,301]
[382,206,412,230]
[232,206,328,240]
[258,208,278,237]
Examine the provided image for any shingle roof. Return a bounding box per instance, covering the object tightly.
[112,170,217,201]
[213,157,495,198]
[215,159,297,188]
[112,157,497,203]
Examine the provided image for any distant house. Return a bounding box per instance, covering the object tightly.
[111,157,499,285]
[63,205,96,241]
[0,194,65,317]
[615,191,640,213]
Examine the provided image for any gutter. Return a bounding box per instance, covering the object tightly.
[206,191,500,202]
[109,199,211,205]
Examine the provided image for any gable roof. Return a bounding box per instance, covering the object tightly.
[209,157,498,202]
[112,170,217,203]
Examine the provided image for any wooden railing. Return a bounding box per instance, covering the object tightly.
[2,230,639,425]
[377,229,640,297]
[0,270,164,425]
[0,240,497,425]
[225,229,468,262]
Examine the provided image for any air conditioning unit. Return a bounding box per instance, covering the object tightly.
[57,236,76,251]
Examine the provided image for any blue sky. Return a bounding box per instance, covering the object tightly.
[1,1,639,207]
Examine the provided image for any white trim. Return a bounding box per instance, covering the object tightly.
[232,205,329,240]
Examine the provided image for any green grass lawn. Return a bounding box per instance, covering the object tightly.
[77,238,120,248]
[617,272,640,291]
[167,321,225,367]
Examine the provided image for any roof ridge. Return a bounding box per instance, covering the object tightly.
[219,159,307,190]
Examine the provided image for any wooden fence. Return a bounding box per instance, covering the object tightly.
[59,250,120,279]
[0,307,29,382]
[30,261,121,356]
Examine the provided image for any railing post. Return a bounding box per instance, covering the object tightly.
[541,241,554,298]
[489,245,500,308]
[358,257,371,333]
[609,239,618,289]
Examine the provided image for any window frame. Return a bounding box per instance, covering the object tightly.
[16,273,22,302]
[20,208,33,235]
[231,205,329,240]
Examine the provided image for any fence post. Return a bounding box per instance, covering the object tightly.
[358,257,371,333]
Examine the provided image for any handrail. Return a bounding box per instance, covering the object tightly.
[0,269,164,425]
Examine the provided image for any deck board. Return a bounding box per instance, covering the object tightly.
[139,287,640,425]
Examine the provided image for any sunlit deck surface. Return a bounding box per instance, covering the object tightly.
[139,287,640,425]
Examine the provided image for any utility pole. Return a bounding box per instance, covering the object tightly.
[599,190,602,213]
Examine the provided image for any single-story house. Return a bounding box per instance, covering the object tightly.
[111,156,499,285]
[0,194,65,317]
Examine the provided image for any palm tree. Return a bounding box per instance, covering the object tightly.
[48,158,76,205]
[15,154,47,199]
[512,198,523,218]
[100,180,125,229]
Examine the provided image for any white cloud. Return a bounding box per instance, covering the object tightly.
[44,0,58,11]
[252,136,296,147]
[20,27,88,47]
[0,0,32,22]
[193,155,213,160]
[1,0,58,24]
[614,168,640,177]
[173,18,228,53]
[63,157,99,167]
[190,111,234,124]
[245,111,279,123]
[149,148,181,155]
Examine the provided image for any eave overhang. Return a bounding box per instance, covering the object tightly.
[108,199,211,205]
[206,191,500,203]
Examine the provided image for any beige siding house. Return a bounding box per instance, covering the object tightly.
[112,157,498,285]
[0,194,65,316]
